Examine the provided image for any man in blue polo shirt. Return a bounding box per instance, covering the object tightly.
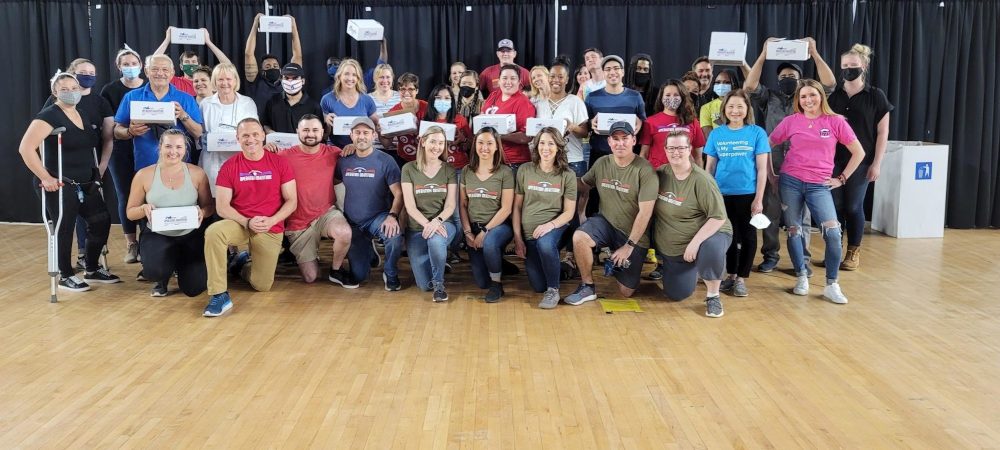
[113,54,204,171]
[584,54,647,167]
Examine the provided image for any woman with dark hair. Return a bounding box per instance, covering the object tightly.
[625,53,657,117]
[573,64,590,101]
[481,64,537,172]
[456,70,483,120]
[699,68,741,139]
[513,127,577,309]
[425,83,472,259]
[384,72,427,165]
[460,128,515,302]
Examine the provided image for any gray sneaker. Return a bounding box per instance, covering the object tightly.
[720,278,735,293]
[705,295,724,318]
[732,279,749,297]
[564,284,596,306]
[538,288,560,309]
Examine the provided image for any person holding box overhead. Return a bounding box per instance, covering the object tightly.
[244,14,303,112]
[480,64,536,172]
[125,129,214,298]
[153,27,233,97]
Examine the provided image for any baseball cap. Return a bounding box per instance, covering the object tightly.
[608,121,635,136]
[281,63,304,77]
[497,39,515,51]
[601,55,625,70]
[776,62,803,77]
[350,117,376,131]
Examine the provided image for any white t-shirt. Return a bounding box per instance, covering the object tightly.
[532,94,589,163]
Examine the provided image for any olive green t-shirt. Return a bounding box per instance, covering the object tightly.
[653,164,733,257]
[515,162,577,237]
[461,165,514,224]
[581,155,658,248]
[401,161,457,231]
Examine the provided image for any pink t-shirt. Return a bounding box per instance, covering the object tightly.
[770,113,858,183]
[280,144,341,232]
[639,112,707,169]
[481,90,536,164]
[216,151,296,233]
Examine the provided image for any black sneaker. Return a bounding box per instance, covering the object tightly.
[136,270,148,282]
[383,272,401,291]
[74,254,86,271]
[432,286,449,303]
[444,262,453,274]
[501,258,520,276]
[59,275,91,292]
[150,282,168,297]
[84,268,121,284]
[485,281,504,303]
[328,267,360,289]
[648,263,663,281]
[228,250,250,277]
[447,252,461,264]
[278,248,297,267]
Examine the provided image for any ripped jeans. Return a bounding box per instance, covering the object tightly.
[779,173,843,281]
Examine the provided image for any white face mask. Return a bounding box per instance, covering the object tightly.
[282,79,304,94]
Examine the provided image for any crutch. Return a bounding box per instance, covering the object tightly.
[91,147,111,272]
[41,127,67,303]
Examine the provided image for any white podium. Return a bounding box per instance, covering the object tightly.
[872,141,949,238]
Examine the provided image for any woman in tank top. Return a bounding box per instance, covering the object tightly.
[126,129,214,297]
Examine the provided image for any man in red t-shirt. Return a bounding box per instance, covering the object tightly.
[203,118,297,317]
[479,39,531,97]
[279,114,357,287]
[481,64,536,167]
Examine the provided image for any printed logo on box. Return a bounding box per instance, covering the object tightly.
[141,105,169,114]
[177,31,199,40]
[773,46,798,57]
[713,48,737,58]
[915,162,933,180]
[214,136,238,147]
[163,215,187,226]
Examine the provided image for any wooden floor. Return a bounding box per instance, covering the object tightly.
[0,223,998,449]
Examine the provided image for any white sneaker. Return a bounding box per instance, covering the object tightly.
[823,282,849,304]
[792,276,810,296]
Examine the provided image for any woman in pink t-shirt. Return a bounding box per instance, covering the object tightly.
[768,79,865,305]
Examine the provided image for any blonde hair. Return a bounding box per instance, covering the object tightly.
[371,63,394,91]
[334,58,367,96]
[528,65,549,98]
[792,79,837,116]
[67,58,95,74]
[416,126,448,170]
[211,62,241,92]
[841,43,873,69]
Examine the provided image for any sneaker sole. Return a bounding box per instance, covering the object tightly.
[85,278,122,284]
[151,291,168,297]
[733,292,748,297]
[824,295,849,304]
[564,294,597,306]
[58,284,91,292]
[433,296,449,303]
[792,288,809,296]
[203,302,233,317]
[538,301,558,310]
[706,310,725,318]
[328,276,360,289]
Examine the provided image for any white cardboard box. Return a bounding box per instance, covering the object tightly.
[708,32,748,66]
[526,118,567,137]
[205,131,240,153]
[594,113,638,135]
[332,116,361,136]
[347,19,384,41]
[266,132,299,150]
[872,141,949,238]
[170,28,205,45]
[379,113,418,137]
[150,206,200,232]
[419,121,457,141]
[766,39,810,61]
[473,114,516,134]
[130,101,176,126]
[258,16,292,33]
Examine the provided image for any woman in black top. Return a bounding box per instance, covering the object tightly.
[19,73,121,292]
[828,43,893,271]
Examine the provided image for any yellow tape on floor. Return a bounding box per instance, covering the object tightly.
[598,299,643,313]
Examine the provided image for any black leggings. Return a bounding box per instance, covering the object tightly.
[723,194,757,278]
[139,223,207,297]
[42,181,111,277]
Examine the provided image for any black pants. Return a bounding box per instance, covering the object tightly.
[831,162,870,246]
[43,181,111,277]
[139,223,207,297]
[723,194,756,278]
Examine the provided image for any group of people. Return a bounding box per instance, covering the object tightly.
[18,16,892,319]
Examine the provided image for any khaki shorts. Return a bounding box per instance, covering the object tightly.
[284,207,345,263]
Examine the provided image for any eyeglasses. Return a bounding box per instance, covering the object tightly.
[399,87,418,93]
[665,146,691,153]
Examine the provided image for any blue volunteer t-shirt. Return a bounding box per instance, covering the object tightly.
[114,84,204,170]
[320,93,378,149]
[336,150,401,225]
[703,124,771,196]
[584,88,647,156]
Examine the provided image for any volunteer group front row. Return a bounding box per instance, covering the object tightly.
[21,81,866,318]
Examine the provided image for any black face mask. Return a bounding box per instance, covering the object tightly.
[842,67,863,82]
[459,86,477,99]
[633,72,650,86]
[262,68,281,84]
[778,77,798,96]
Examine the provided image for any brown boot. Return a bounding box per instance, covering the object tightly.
[840,245,861,271]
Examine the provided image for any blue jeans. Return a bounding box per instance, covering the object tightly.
[449,169,463,251]
[407,221,457,291]
[525,225,567,292]
[107,141,137,235]
[780,174,842,281]
[348,212,403,283]
[467,223,513,289]
[568,161,588,178]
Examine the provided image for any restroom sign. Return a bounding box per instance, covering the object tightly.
[915,162,932,180]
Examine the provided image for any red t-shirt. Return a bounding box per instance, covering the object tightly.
[388,100,428,162]
[479,64,531,96]
[481,90,536,164]
[216,151,296,233]
[639,112,707,169]
[279,144,341,231]
[171,76,196,96]
[435,114,472,169]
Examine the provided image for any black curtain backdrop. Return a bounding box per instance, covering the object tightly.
[3,0,998,227]
[854,0,1000,228]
